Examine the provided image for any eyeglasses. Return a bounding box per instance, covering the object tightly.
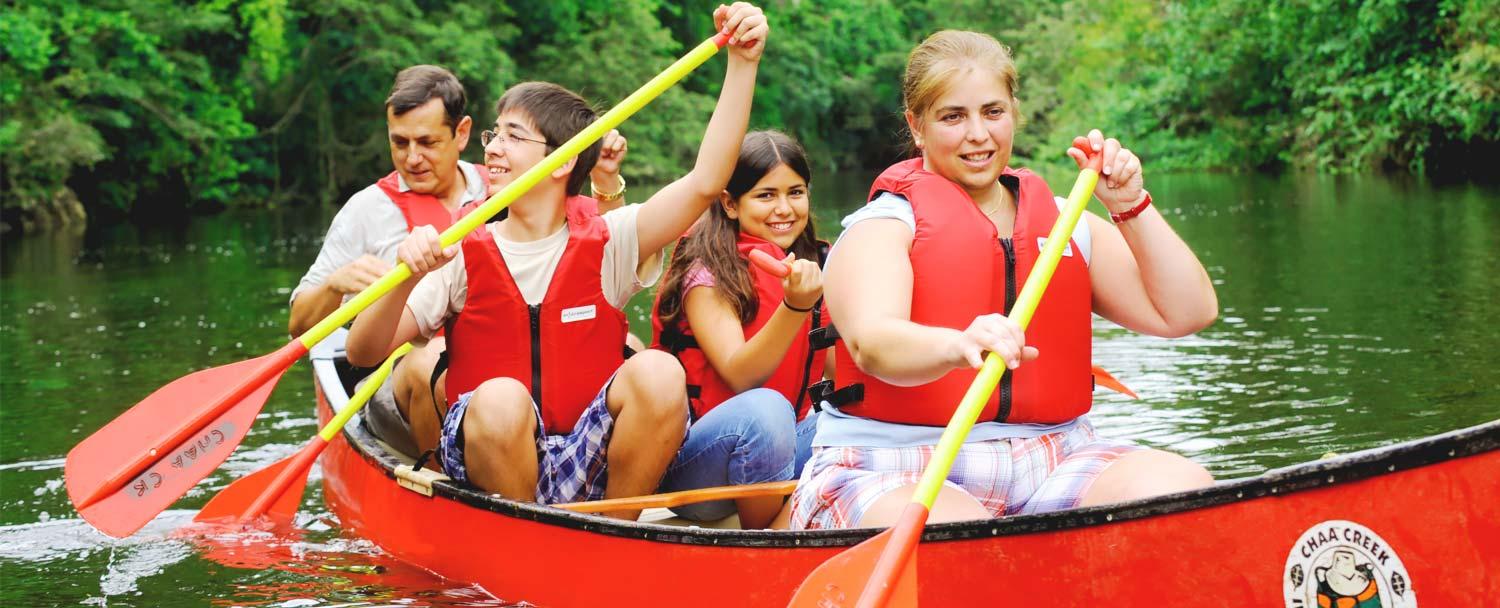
[481,128,551,149]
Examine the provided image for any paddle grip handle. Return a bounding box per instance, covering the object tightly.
[748,249,792,278]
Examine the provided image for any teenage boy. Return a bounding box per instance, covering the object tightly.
[346,3,768,520]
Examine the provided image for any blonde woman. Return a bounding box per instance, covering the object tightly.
[790,30,1218,530]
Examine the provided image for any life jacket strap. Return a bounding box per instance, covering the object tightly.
[430,349,451,416]
[807,379,863,410]
[808,323,839,351]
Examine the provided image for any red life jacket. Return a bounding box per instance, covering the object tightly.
[443,196,627,434]
[651,234,828,421]
[375,170,461,232]
[826,158,1094,425]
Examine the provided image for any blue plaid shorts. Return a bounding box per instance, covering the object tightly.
[438,376,618,504]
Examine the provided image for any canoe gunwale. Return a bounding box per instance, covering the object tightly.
[312,337,1500,549]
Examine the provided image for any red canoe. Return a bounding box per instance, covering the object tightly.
[311,333,1500,606]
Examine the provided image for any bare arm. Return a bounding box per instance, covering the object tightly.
[289,285,342,337]
[686,256,821,392]
[590,129,628,214]
[635,3,766,257]
[288,255,391,336]
[346,226,456,367]
[346,282,424,367]
[825,219,1035,386]
[1066,130,1217,337]
[1086,210,1217,337]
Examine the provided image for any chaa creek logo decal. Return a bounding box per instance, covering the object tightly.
[1284,519,1416,607]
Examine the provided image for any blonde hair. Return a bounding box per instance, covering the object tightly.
[903,30,1023,139]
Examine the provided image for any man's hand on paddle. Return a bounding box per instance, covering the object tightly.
[950,314,1039,371]
[397,225,459,279]
[715,2,769,62]
[328,255,392,295]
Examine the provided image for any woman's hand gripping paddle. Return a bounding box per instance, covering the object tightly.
[65,29,735,539]
[749,248,793,278]
[786,141,1104,608]
[194,343,412,529]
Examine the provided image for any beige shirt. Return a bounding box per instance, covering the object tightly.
[406,203,662,338]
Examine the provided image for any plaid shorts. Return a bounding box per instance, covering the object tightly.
[788,420,1141,530]
[439,376,619,505]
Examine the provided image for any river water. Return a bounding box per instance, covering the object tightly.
[2,170,1497,605]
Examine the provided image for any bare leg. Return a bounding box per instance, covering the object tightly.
[735,495,785,530]
[601,350,689,520]
[856,483,989,528]
[457,378,539,501]
[625,332,647,355]
[767,498,795,530]
[392,337,446,463]
[1078,449,1213,508]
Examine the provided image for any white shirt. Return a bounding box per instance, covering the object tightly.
[290,161,486,304]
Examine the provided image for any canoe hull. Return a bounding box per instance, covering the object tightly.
[313,348,1500,605]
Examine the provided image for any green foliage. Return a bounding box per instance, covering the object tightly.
[1145,0,1499,174]
[3,0,1495,216]
[2,1,253,211]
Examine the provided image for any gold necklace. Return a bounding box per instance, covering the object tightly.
[980,188,1013,218]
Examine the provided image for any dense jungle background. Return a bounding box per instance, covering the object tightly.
[3,0,1497,228]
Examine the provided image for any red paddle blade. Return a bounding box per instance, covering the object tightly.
[194,439,320,529]
[788,528,919,608]
[66,343,304,537]
[748,248,792,278]
[1091,365,1139,399]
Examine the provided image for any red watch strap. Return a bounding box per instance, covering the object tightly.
[1110,191,1152,223]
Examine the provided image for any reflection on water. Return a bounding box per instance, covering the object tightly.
[2,171,1498,605]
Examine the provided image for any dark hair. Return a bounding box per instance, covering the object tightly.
[657,131,820,329]
[494,82,601,196]
[385,65,467,133]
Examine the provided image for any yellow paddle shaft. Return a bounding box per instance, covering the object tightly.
[296,35,730,351]
[318,343,412,442]
[910,168,1101,509]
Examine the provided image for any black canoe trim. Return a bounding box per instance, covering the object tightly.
[315,342,1500,549]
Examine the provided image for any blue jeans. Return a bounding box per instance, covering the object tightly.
[659,388,803,521]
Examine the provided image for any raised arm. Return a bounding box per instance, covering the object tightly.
[635,2,766,257]
[589,129,629,213]
[1068,130,1218,337]
[825,219,1035,387]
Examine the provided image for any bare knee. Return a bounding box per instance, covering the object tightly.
[616,349,685,396]
[857,484,988,528]
[393,341,445,414]
[609,350,687,425]
[1080,449,1213,507]
[462,378,536,448]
